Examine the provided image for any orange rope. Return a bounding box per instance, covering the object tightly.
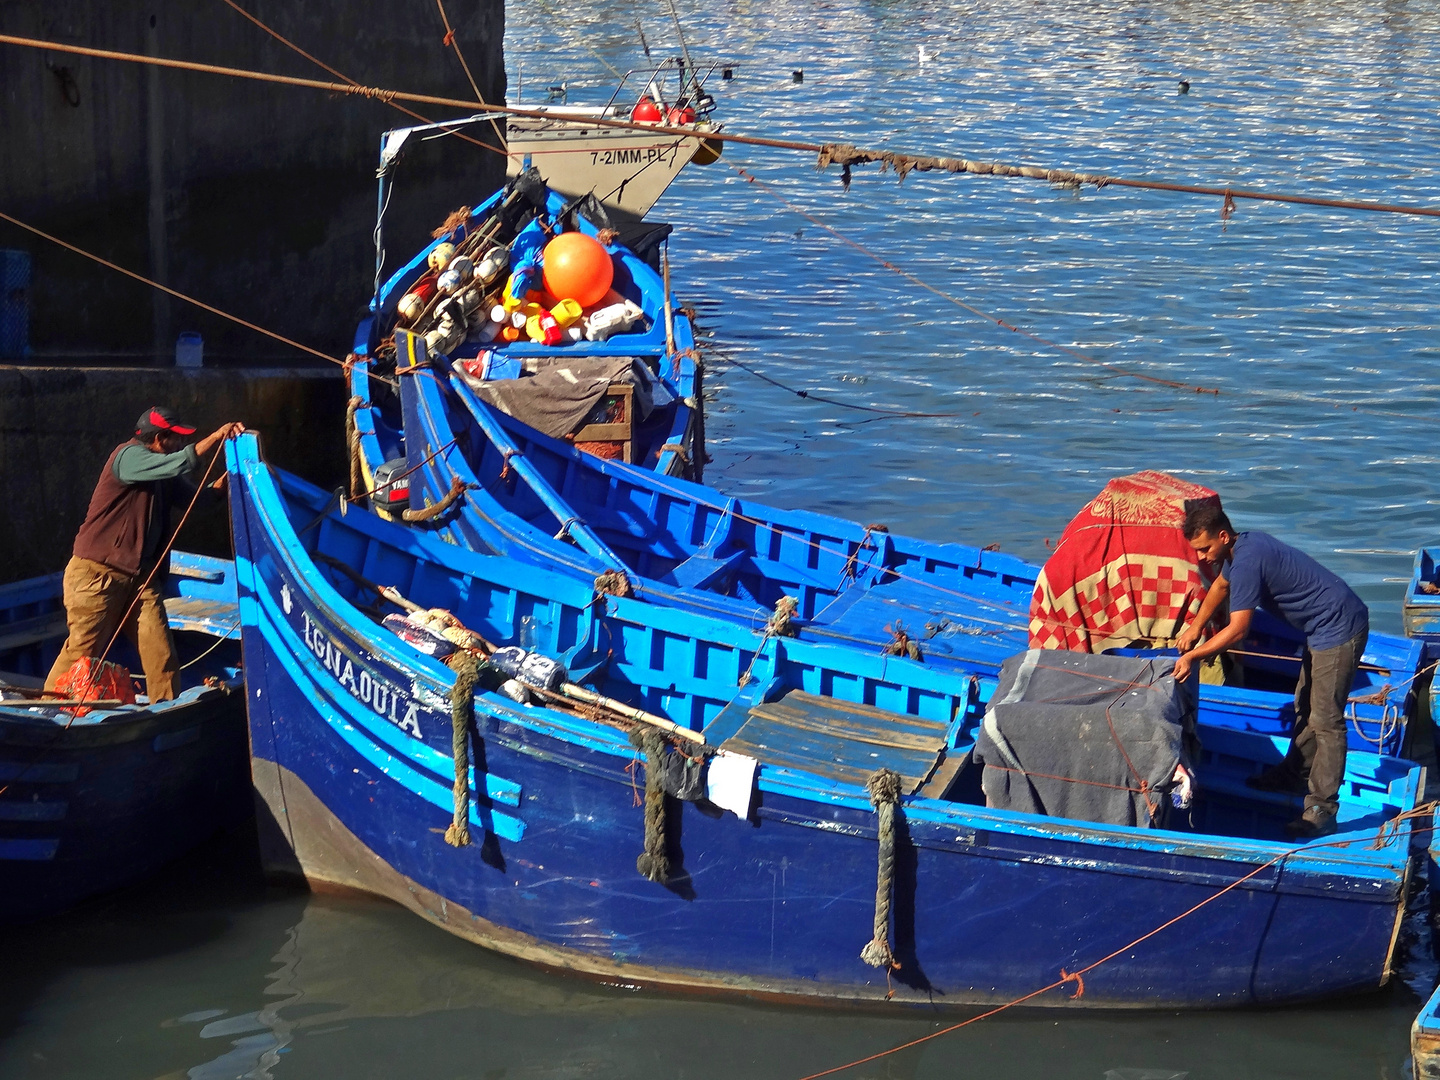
[217,0,508,160]
[0,208,366,375]
[795,818,1427,1080]
[6,32,1440,221]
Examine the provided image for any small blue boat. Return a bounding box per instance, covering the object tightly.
[382,349,1423,756]
[1404,547,1440,651]
[0,553,249,921]
[352,169,702,488]
[227,432,1425,1009]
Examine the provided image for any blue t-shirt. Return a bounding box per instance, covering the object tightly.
[1220,531,1368,651]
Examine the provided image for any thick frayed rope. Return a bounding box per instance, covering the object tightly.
[632,728,670,882]
[443,651,479,847]
[860,768,903,971]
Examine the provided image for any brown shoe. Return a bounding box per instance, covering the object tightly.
[1285,806,1337,840]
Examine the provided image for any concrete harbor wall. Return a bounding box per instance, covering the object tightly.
[0,365,348,581]
[0,0,507,362]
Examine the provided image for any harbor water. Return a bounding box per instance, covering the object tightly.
[7,1,1440,1076]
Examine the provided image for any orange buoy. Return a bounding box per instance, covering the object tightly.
[666,105,697,126]
[541,233,614,308]
[631,96,663,122]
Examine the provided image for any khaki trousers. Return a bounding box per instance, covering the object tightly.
[43,556,179,702]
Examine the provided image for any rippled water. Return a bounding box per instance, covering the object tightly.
[516,0,1440,631]
[7,3,1440,1078]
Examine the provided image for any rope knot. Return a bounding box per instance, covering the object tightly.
[881,621,923,663]
[594,569,634,599]
[766,595,800,639]
[1059,968,1085,999]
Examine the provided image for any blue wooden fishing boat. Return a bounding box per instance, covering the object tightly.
[0,553,249,921]
[351,169,702,493]
[380,348,1422,756]
[227,432,1425,1009]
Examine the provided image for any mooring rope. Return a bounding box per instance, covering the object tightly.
[401,474,469,522]
[216,0,508,160]
[442,650,479,847]
[632,727,670,882]
[6,32,1440,220]
[859,768,903,975]
[797,806,1439,1080]
[0,208,369,376]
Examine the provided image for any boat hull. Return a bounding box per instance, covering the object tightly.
[0,682,248,921]
[230,439,1416,1010]
[505,117,714,221]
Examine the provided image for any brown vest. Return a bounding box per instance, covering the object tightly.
[72,440,172,577]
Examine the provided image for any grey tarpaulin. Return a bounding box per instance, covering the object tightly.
[970,650,1197,828]
[458,356,674,440]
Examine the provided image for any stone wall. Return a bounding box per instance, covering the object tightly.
[0,366,349,581]
[0,0,507,362]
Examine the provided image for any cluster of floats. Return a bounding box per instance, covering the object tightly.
[9,104,1440,1052]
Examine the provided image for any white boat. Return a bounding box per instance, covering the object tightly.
[505,58,723,220]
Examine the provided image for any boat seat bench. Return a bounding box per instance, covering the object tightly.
[715,689,951,795]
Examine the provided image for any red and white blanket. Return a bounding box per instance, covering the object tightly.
[1029,471,1220,653]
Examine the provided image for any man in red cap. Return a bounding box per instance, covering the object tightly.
[44,407,245,702]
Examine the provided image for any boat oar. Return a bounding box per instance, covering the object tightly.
[529,681,705,745]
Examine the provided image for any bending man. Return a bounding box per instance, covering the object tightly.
[1172,505,1368,839]
[44,407,245,702]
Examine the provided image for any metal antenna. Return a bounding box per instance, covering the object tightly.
[661,0,696,93]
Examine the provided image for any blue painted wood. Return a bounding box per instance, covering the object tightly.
[227,432,1425,1009]
[388,356,1421,756]
[0,554,250,921]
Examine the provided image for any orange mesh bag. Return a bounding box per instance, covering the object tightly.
[53,656,137,717]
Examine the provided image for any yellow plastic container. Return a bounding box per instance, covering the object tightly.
[549,298,584,328]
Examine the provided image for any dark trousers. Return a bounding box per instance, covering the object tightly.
[1284,627,1368,815]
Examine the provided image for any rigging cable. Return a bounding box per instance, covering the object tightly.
[4,32,1440,220]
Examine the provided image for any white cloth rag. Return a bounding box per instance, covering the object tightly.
[706,749,758,819]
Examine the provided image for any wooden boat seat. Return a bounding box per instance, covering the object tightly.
[719,689,954,796]
[665,546,749,591]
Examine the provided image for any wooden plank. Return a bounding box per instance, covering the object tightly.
[917,752,966,800]
[750,690,949,747]
[748,699,947,747]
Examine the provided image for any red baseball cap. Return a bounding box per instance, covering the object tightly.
[135,406,197,438]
